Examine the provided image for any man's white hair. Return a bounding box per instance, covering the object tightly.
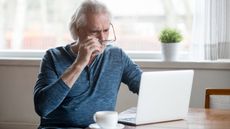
[69,0,111,40]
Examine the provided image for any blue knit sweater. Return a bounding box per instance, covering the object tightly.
[34,44,142,128]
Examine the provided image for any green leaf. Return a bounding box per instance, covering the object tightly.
[159,28,183,43]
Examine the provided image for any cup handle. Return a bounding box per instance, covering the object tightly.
[93,113,96,122]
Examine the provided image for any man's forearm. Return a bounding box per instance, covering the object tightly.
[61,62,85,88]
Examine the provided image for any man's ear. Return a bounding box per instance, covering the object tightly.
[76,27,86,41]
[76,27,80,35]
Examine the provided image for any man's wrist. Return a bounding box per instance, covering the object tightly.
[72,61,86,72]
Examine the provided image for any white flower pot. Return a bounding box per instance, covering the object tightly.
[161,43,179,61]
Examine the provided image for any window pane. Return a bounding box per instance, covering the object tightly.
[0,0,193,52]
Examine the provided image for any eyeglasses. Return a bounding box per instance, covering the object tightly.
[87,23,116,45]
[101,23,116,44]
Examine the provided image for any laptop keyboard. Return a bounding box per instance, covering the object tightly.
[118,107,137,122]
[119,117,135,122]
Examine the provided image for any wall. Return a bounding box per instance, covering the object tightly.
[0,60,40,126]
[0,59,230,125]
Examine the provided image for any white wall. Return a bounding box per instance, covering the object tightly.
[0,61,40,125]
[0,59,230,125]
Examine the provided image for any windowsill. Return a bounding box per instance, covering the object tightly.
[134,59,230,70]
[0,58,230,70]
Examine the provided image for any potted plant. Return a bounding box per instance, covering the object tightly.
[159,27,183,61]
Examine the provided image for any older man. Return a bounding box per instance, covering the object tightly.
[34,0,142,128]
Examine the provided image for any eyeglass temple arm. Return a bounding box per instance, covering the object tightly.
[110,23,116,41]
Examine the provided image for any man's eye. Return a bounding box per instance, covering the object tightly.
[92,31,99,33]
[89,31,98,35]
[103,29,109,32]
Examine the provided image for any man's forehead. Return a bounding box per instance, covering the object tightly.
[85,17,110,29]
[85,13,110,23]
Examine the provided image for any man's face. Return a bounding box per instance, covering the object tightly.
[78,13,110,42]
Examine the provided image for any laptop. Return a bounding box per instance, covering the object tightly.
[118,70,194,125]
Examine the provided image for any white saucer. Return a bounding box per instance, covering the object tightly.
[89,123,125,129]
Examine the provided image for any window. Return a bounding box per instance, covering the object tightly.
[0,0,193,58]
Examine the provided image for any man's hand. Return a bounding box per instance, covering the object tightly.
[72,36,103,67]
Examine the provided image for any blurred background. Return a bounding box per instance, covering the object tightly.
[0,0,193,52]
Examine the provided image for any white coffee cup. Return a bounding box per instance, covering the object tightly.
[93,111,118,129]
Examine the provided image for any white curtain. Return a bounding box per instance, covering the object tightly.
[191,0,230,60]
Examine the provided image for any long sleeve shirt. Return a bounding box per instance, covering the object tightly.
[34,44,142,128]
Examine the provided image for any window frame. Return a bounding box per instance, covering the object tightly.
[0,50,190,61]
